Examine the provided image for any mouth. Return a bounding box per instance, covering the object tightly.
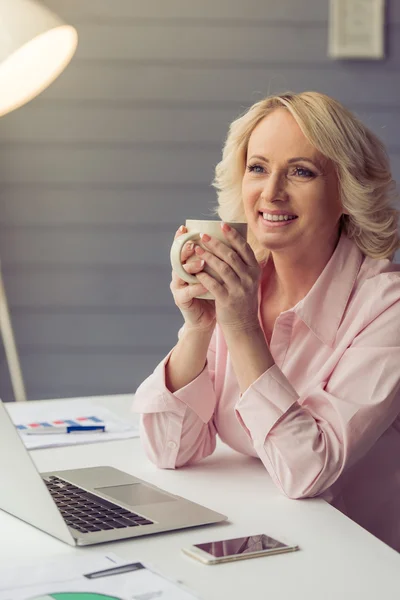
[258,211,298,228]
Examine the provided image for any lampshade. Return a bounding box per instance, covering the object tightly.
[0,0,78,117]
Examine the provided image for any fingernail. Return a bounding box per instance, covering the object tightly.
[200,233,211,242]
[221,222,231,232]
[179,225,185,232]
[195,246,205,255]
[187,242,194,251]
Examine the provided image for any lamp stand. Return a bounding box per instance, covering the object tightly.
[0,266,27,401]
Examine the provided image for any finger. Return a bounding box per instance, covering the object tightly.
[181,241,195,261]
[183,259,205,274]
[178,283,210,305]
[171,268,202,289]
[171,269,190,289]
[220,224,258,267]
[171,279,209,304]
[196,270,225,300]
[174,225,187,240]
[197,234,256,280]
[195,243,241,284]
[197,233,245,276]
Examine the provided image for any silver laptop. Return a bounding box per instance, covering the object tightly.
[0,400,227,546]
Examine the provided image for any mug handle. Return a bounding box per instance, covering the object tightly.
[170,231,201,284]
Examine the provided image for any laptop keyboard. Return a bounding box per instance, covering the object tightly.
[44,475,154,534]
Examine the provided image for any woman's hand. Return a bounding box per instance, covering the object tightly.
[170,226,216,331]
[194,223,261,332]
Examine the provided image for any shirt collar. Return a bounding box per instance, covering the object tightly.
[293,233,363,346]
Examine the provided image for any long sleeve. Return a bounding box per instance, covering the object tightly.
[132,330,218,468]
[235,297,400,499]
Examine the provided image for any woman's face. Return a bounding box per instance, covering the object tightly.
[241,108,343,257]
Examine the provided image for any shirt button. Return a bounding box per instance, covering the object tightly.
[167,441,177,449]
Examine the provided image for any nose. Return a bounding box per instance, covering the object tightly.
[260,171,288,203]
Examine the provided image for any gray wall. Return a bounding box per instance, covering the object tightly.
[0,0,399,401]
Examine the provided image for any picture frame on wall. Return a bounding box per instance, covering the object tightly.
[328,0,385,59]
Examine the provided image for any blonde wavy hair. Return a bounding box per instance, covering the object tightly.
[212,91,399,260]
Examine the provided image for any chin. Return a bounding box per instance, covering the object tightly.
[255,229,301,253]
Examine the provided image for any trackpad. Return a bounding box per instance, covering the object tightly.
[95,483,175,507]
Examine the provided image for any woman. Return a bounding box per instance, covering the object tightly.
[133,91,400,551]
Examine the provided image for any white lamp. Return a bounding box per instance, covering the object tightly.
[0,0,78,400]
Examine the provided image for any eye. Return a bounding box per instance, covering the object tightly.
[292,167,315,178]
[247,164,265,174]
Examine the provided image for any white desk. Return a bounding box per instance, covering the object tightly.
[2,395,400,599]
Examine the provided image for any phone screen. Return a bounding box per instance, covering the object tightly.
[194,534,288,558]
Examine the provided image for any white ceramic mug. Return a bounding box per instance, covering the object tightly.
[170,219,248,299]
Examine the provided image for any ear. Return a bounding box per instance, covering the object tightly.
[340,202,350,216]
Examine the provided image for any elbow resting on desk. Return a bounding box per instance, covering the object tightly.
[259,422,345,501]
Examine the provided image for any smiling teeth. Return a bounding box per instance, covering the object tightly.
[263,213,296,221]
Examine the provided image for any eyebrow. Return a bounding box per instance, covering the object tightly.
[288,156,321,168]
[248,155,322,169]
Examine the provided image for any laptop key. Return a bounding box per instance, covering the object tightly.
[117,517,140,527]
[67,518,83,524]
[85,519,102,525]
[67,522,85,528]
[136,519,154,525]
[111,520,129,528]
[123,519,141,527]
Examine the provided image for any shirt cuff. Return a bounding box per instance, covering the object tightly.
[173,364,217,424]
[132,348,216,424]
[132,349,184,414]
[235,364,298,446]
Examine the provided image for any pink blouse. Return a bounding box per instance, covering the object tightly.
[133,233,400,552]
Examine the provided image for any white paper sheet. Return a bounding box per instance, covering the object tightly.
[5,399,139,450]
[0,553,199,600]
[0,553,119,592]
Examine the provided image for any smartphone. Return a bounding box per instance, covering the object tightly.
[182,534,299,565]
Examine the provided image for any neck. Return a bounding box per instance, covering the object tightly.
[265,230,341,310]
